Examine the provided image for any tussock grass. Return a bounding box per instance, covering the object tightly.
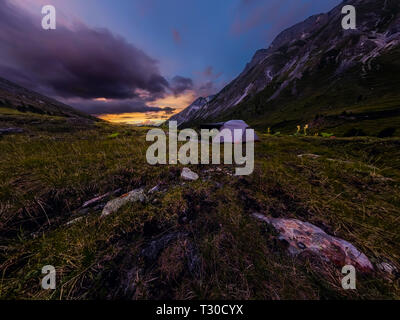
[0,113,399,299]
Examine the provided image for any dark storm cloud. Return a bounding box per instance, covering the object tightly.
[71,98,174,115]
[170,76,193,96]
[0,0,169,100]
[162,107,176,115]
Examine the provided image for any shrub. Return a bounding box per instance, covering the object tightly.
[304,124,309,136]
[321,132,334,138]
[108,132,120,139]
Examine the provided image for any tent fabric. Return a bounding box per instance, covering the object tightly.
[212,120,260,143]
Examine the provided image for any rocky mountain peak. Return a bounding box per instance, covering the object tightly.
[170,0,400,128]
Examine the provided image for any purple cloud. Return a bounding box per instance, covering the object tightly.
[70,98,175,115]
[170,76,193,96]
[0,0,169,102]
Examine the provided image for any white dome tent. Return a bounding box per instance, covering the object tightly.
[212,120,260,143]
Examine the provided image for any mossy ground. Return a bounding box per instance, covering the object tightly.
[0,110,399,300]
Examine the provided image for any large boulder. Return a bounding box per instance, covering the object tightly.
[101,188,146,218]
[253,213,374,273]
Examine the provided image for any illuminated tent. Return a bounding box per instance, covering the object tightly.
[212,120,260,143]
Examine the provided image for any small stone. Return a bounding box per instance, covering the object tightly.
[297,242,307,249]
[0,127,24,135]
[66,217,84,226]
[148,185,160,194]
[181,168,199,181]
[298,154,320,159]
[377,262,397,275]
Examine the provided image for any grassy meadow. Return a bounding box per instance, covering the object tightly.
[0,108,399,299]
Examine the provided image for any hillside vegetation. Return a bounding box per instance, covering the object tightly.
[217,47,400,137]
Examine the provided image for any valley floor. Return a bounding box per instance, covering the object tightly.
[0,112,399,299]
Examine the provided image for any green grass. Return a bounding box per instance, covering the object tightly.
[0,112,399,300]
[0,107,26,115]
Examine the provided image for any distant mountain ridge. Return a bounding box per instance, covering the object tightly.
[0,76,96,120]
[171,0,400,135]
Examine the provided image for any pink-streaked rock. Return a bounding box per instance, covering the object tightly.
[253,213,374,273]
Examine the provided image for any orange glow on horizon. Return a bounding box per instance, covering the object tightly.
[97,91,197,125]
[98,112,165,125]
[147,90,196,112]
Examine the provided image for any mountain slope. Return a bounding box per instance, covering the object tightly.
[168,95,215,126]
[175,0,400,136]
[0,76,96,120]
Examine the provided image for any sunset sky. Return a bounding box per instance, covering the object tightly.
[0,0,340,125]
